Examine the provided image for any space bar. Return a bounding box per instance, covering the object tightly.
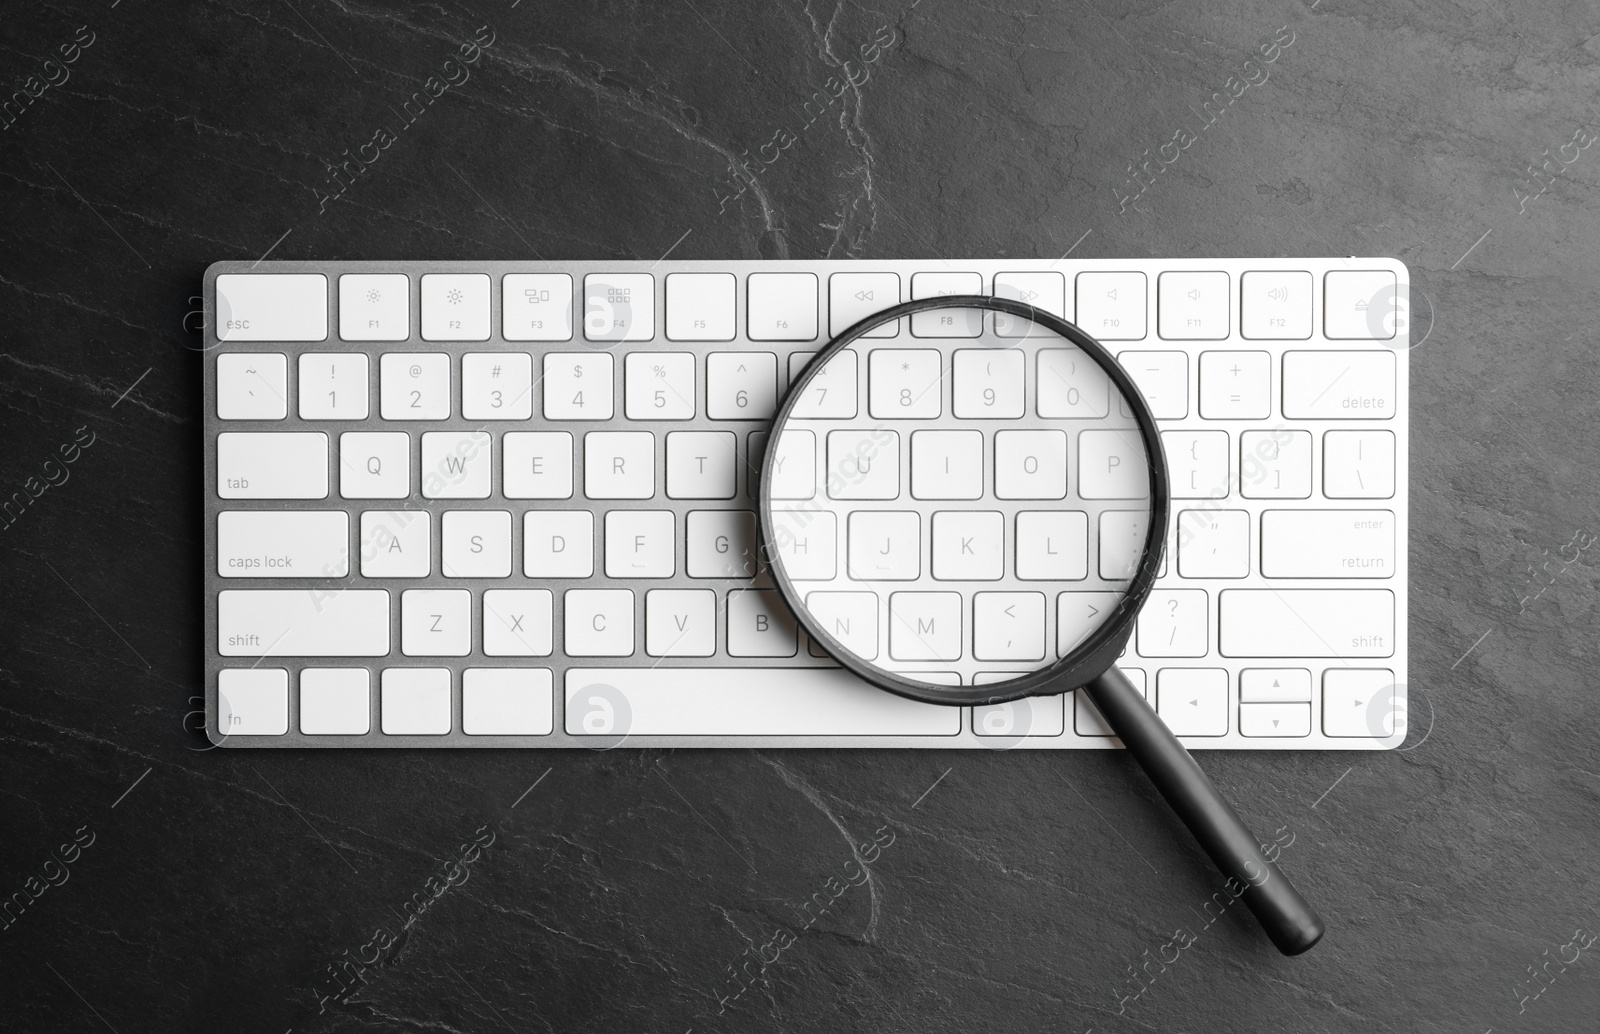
[564,668,961,736]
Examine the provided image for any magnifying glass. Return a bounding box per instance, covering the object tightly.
[759,294,1325,956]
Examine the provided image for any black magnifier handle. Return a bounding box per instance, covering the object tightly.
[1085,667,1326,956]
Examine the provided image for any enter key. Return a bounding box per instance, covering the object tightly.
[1261,510,1395,579]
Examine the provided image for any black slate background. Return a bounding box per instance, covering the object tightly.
[3,1,1598,1032]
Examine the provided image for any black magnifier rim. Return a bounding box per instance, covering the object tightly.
[758,294,1171,708]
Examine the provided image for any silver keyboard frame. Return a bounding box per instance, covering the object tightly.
[203,258,1409,750]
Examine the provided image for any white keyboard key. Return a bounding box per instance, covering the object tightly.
[1016,511,1087,581]
[667,431,736,499]
[1118,350,1188,418]
[787,350,858,419]
[1163,430,1229,500]
[564,667,959,736]
[217,669,289,736]
[625,352,696,420]
[1241,270,1312,339]
[217,510,347,578]
[401,588,471,656]
[218,589,388,656]
[482,589,554,656]
[1176,509,1250,578]
[646,589,717,657]
[666,272,735,341]
[421,273,490,341]
[1322,668,1397,736]
[1239,701,1311,737]
[420,431,491,499]
[686,510,759,578]
[584,431,655,499]
[216,353,288,420]
[1324,270,1397,340]
[888,592,962,661]
[502,273,573,341]
[1076,271,1146,340]
[1056,592,1123,656]
[1156,669,1228,736]
[1281,351,1395,419]
[543,352,615,420]
[463,668,554,735]
[767,510,837,580]
[1098,510,1149,581]
[217,432,327,499]
[1261,509,1395,578]
[706,352,777,420]
[216,273,327,341]
[748,272,819,341]
[1078,430,1149,499]
[1159,271,1229,340]
[952,348,1025,417]
[767,428,816,500]
[869,349,943,418]
[931,510,1003,580]
[1324,430,1396,498]
[564,589,635,656]
[1219,590,1394,657]
[584,272,654,342]
[911,429,983,500]
[848,510,921,581]
[1074,668,1145,736]
[1136,588,1209,657]
[1198,351,1270,420]
[297,353,369,420]
[441,510,512,578]
[727,589,799,657]
[911,271,984,337]
[826,429,900,500]
[803,591,879,660]
[995,430,1067,499]
[973,592,1046,661]
[503,431,574,499]
[1239,668,1313,703]
[360,510,430,578]
[380,668,452,735]
[462,352,534,420]
[830,271,901,337]
[339,273,409,341]
[380,352,451,420]
[1036,347,1111,418]
[299,668,370,735]
[1240,429,1313,498]
[993,271,1067,337]
[605,510,675,578]
[974,693,1064,738]
[340,431,410,499]
[524,510,593,577]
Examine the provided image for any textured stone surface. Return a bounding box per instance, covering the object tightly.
[2,1,1598,1031]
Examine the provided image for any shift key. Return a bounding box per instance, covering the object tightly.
[218,589,389,656]
[1219,589,1393,657]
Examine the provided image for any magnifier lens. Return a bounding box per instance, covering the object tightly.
[765,300,1155,700]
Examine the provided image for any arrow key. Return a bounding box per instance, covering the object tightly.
[1155,668,1228,736]
[1240,702,1312,737]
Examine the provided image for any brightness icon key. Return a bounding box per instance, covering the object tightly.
[338,273,410,341]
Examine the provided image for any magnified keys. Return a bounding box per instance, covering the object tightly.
[760,295,1325,956]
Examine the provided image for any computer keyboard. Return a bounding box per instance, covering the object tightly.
[203,258,1408,750]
